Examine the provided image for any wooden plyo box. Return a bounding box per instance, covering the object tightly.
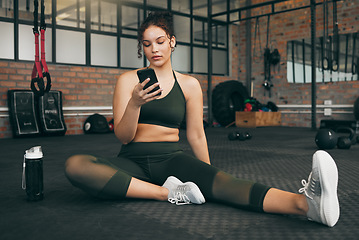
[235,111,281,128]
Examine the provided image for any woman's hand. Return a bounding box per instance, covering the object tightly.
[131,78,162,107]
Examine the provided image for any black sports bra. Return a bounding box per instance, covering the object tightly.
[138,72,186,129]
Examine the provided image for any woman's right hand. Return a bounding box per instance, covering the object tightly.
[131,78,162,107]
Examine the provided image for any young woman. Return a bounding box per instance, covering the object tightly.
[65,11,340,227]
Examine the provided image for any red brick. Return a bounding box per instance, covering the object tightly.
[63,72,77,77]
[97,79,109,84]
[0,62,9,67]
[0,81,16,87]
[0,68,16,74]
[9,75,25,81]
[78,95,90,100]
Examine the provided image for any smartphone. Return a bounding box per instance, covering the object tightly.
[137,68,161,96]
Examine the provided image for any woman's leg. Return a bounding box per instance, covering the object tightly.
[65,154,168,200]
[126,177,168,200]
[263,188,308,215]
[151,150,339,226]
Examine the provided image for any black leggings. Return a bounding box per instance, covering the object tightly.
[69,142,271,212]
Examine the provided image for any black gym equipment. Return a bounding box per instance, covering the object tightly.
[320,119,358,133]
[266,101,279,112]
[31,0,51,96]
[354,96,359,121]
[7,90,41,138]
[336,127,355,149]
[315,127,356,150]
[315,128,337,150]
[228,131,252,141]
[38,91,67,136]
[212,81,249,127]
[7,90,67,137]
[83,114,110,134]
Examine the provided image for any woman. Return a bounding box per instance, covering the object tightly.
[65,11,339,227]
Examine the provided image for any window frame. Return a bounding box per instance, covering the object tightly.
[0,0,230,76]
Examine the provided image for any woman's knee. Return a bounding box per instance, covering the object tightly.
[64,154,95,180]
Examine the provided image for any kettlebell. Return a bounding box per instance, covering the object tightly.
[336,127,355,149]
[228,131,252,141]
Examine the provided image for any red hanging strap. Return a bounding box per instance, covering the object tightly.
[40,28,48,74]
[31,0,51,96]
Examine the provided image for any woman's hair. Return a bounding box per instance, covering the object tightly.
[137,11,175,58]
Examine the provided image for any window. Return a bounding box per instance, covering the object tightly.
[193,0,207,17]
[0,22,14,59]
[212,0,227,22]
[0,0,230,76]
[121,5,143,36]
[212,23,227,48]
[120,37,143,69]
[172,0,190,14]
[19,24,52,61]
[193,19,207,46]
[57,0,86,28]
[56,29,86,64]
[213,49,227,75]
[173,14,190,43]
[193,47,208,73]
[91,34,117,67]
[172,45,191,72]
[287,33,359,83]
[18,0,52,23]
[0,0,14,18]
[91,1,117,33]
[147,0,167,9]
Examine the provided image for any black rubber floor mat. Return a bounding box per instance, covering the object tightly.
[0,127,358,239]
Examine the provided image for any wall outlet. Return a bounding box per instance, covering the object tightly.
[324,108,332,116]
[324,100,332,105]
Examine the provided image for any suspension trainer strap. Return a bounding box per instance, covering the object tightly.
[332,0,339,72]
[322,0,330,71]
[40,0,51,91]
[31,0,51,96]
[263,15,272,97]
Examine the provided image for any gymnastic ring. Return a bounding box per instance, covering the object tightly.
[331,59,338,72]
[322,57,330,70]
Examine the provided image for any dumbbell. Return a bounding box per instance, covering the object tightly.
[228,131,252,141]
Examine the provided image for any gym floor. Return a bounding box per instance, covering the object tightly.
[1,127,358,240]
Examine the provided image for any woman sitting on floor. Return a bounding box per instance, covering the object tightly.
[65,11,340,227]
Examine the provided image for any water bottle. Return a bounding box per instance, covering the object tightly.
[22,146,44,201]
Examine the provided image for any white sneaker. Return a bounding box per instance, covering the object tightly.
[298,150,340,227]
[162,176,205,205]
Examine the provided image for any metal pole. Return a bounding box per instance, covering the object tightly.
[245,0,252,95]
[207,0,213,125]
[310,0,317,130]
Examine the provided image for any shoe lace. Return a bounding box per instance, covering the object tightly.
[299,172,320,200]
[168,185,191,205]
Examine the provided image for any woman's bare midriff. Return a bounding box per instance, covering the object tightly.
[132,124,180,142]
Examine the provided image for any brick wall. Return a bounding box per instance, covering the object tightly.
[1,0,358,138]
[0,50,235,138]
[237,0,359,127]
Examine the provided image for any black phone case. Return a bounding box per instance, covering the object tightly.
[137,68,161,95]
